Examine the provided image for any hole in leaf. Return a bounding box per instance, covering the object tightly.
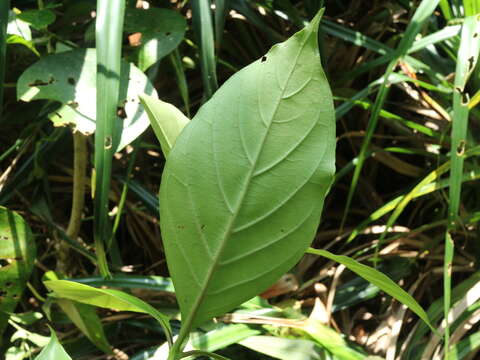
[0,290,7,297]
[104,136,112,150]
[67,100,79,109]
[68,77,76,85]
[261,56,267,62]
[12,294,19,300]
[117,106,127,119]
[5,282,13,287]
[0,259,9,267]
[468,56,475,71]
[456,140,466,155]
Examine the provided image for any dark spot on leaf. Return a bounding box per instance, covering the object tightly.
[280,229,285,232]
[0,235,8,240]
[457,140,466,155]
[201,224,206,230]
[0,290,7,297]
[261,56,267,62]
[166,32,171,36]
[54,112,62,119]
[5,282,13,287]
[474,33,478,38]
[117,106,127,119]
[28,76,55,87]
[177,225,185,229]
[12,294,19,300]
[68,77,76,85]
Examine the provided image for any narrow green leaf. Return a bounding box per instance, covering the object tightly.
[94,0,126,277]
[191,0,218,99]
[445,16,480,355]
[306,248,435,333]
[34,327,72,360]
[44,279,173,345]
[447,328,480,359]
[161,8,334,349]
[214,0,231,48]
[139,93,189,157]
[71,274,175,292]
[439,0,454,20]
[0,0,9,121]
[0,207,36,337]
[170,49,191,117]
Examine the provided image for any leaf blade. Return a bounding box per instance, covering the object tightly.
[160,8,334,337]
[306,248,436,333]
[139,93,189,157]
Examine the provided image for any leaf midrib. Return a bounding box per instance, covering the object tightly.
[180,29,315,333]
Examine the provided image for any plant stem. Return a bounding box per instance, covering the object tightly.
[58,131,87,275]
[67,131,87,240]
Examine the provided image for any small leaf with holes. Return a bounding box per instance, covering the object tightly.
[16,48,158,151]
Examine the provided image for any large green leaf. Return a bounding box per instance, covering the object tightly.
[0,207,36,337]
[160,9,334,332]
[124,8,186,71]
[16,48,157,151]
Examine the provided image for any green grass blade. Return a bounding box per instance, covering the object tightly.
[306,248,436,333]
[191,0,218,100]
[439,0,454,20]
[170,49,191,117]
[447,330,480,359]
[444,15,480,357]
[340,0,441,230]
[0,0,9,122]
[463,0,480,16]
[214,0,231,48]
[94,0,126,278]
